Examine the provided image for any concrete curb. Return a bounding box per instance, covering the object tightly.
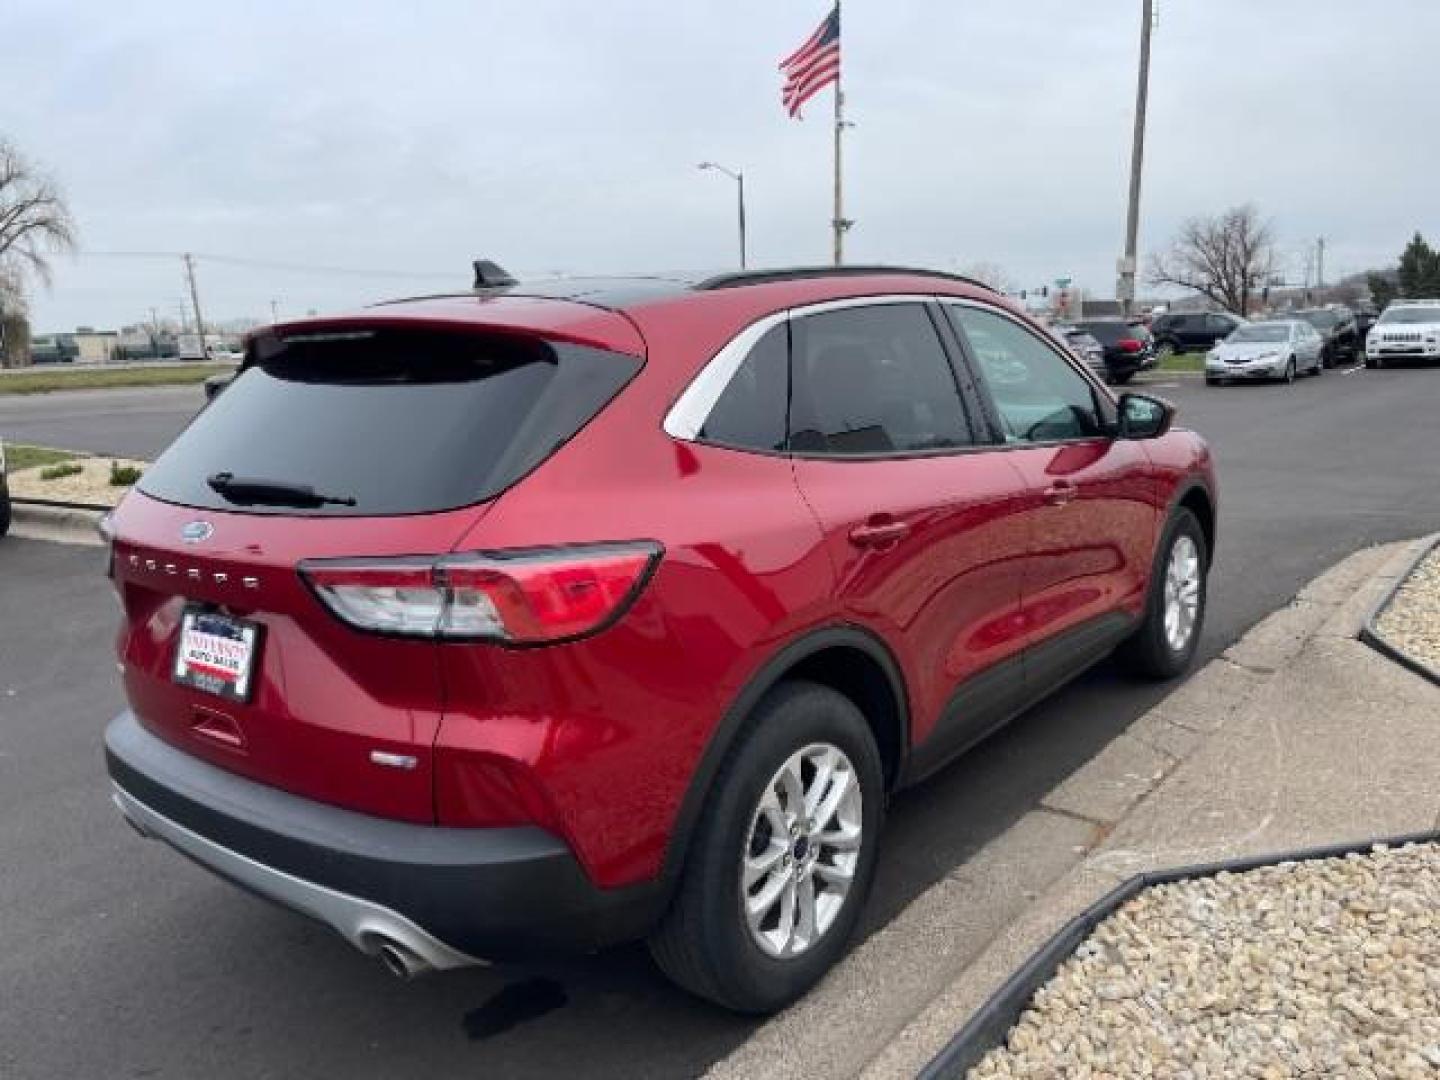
[702,536,1438,1080]
[7,501,106,546]
[1359,534,1440,689]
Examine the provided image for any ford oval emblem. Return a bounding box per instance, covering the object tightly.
[180,520,214,544]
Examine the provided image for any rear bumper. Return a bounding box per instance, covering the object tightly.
[104,711,662,967]
[1105,353,1148,378]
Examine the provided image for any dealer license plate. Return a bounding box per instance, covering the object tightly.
[173,609,260,702]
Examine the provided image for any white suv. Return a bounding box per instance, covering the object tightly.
[1366,300,1440,368]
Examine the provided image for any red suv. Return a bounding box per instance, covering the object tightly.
[103,266,1216,1013]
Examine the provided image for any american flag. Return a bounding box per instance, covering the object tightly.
[779,6,840,119]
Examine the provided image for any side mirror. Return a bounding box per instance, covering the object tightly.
[203,373,235,402]
[1117,392,1175,440]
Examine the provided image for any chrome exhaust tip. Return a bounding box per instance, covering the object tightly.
[371,937,432,980]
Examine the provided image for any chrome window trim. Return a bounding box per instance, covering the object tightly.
[662,294,942,441]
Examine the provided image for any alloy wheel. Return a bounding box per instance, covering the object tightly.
[741,743,862,959]
[1163,535,1201,653]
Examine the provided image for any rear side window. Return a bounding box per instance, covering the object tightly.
[789,304,975,456]
[138,328,641,516]
[698,323,789,453]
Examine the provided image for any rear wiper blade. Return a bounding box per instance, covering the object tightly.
[206,472,356,508]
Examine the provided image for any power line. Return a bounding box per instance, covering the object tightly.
[72,249,456,280]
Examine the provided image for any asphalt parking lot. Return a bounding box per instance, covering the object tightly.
[4,362,1440,1078]
[0,385,203,459]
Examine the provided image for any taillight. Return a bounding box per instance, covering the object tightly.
[1117,338,1144,354]
[300,542,661,645]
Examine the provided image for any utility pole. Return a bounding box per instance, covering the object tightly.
[1118,0,1155,316]
[1316,236,1326,297]
[183,253,208,352]
[270,299,280,324]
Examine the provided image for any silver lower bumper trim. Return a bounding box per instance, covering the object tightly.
[112,784,486,974]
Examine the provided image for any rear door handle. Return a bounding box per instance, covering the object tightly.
[1043,480,1078,507]
[848,519,911,548]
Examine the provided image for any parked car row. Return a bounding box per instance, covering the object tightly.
[1050,319,1156,385]
[1203,299,1437,386]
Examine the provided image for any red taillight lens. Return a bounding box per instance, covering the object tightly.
[300,543,661,644]
[1117,338,1144,353]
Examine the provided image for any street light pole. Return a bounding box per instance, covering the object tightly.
[698,162,747,269]
[1119,0,1155,317]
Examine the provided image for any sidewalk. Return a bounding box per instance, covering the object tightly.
[704,537,1440,1080]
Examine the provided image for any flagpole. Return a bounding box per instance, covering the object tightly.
[831,0,845,266]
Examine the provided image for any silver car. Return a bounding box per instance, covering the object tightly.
[1205,319,1324,386]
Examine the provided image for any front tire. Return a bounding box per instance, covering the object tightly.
[1283,357,1296,384]
[1117,509,1207,680]
[648,681,884,1014]
[0,483,10,538]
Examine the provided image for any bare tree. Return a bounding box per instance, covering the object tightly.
[0,138,77,306]
[1148,205,1275,317]
[957,261,1016,295]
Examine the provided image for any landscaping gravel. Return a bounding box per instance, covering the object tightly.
[1375,546,1440,674]
[968,843,1440,1079]
[8,455,145,507]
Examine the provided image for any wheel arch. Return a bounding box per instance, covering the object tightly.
[657,624,910,889]
[1173,481,1217,567]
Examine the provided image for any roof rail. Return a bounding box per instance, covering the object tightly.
[693,265,998,295]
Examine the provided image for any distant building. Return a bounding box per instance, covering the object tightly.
[72,328,120,364]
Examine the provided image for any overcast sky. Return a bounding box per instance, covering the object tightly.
[6,0,1439,331]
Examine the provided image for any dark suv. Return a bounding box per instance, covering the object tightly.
[1291,308,1360,367]
[1069,319,1156,384]
[1149,311,1245,357]
[103,266,1217,1013]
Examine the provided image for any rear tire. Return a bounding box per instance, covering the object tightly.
[1116,509,1207,681]
[0,484,10,538]
[648,681,884,1014]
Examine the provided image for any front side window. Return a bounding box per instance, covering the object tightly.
[789,304,974,456]
[946,305,1106,445]
[698,323,789,453]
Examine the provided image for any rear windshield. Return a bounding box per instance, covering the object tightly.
[139,327,641,516]
[1076,321,1149,345]
[1297,310,1338,329]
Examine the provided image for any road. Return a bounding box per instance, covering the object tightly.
[0,385,202,459]
[3,363,1440,1078]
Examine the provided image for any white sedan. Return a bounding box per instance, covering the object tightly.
[1205,320,1324,386]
